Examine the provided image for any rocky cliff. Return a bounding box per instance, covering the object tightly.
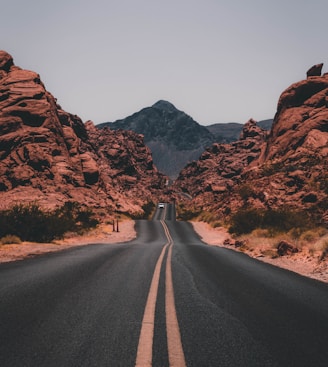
[0,50,166,214]
[174,119,268,212]
[174,65,328,224]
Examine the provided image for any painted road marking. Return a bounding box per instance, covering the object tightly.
[164,228,187,367]
[161,204,168,221]
[135,220,186,367]
[135,242,169,367]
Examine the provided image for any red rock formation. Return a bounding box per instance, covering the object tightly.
[306,63,323,78]
[0,50,166,214]
[85,122,166,205]
[174,119,268,213]
[174,66,328,224]
[247,66,328,221]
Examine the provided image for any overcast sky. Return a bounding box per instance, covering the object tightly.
[1,0,327,125]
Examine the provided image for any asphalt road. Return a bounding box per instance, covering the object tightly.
[0,203,327,366]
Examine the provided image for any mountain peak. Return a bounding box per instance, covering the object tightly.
[152,100,177,112]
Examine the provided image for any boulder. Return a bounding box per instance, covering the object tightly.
[0,50,14,72]
[277,240,299,256]
[306,63,323,78]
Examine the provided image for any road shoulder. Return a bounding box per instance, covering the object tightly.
[191,221,328,283]
[0,220,136,263]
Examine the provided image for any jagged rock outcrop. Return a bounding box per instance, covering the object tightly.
[0,50,166,213]
[174,65,328,223]
[246,65,328,219]
[85,122,166,200]
[174,119,268,211]
[306,63,323,78]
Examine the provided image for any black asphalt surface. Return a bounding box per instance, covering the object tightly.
[0,203,328,366]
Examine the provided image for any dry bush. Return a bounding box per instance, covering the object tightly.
[319,240,328,261]
[0,235,22,245]
[0,202,99,242]
[229,208,313,235]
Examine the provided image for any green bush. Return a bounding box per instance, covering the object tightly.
[0,202,99,242]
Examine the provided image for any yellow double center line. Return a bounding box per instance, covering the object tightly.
[135,220,186,367]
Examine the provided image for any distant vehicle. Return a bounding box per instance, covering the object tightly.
[158,203,165,209]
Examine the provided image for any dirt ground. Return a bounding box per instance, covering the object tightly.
[0,221,137,263]
[192,221,328,283]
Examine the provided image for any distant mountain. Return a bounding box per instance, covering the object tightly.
[98,102,272,178]
[98,100,216,178]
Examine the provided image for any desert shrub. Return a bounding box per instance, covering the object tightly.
[229,208,313,235]
[299,230,319,242]
[198,211,218,224]
[288,227,304,240]
[212,221,222,228]
[251,228,274,238]
[319,240,328,261]
[0,235,22,245]
[0,202,98,242]
[129,201,155,220]
[141,201,155,219]
[176,203,201,221]
[262,209,310,232]
[229,208,263,235]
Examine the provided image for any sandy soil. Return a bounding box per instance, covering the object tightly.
[1,220,327,284]
[191,221,328,283]
[0,221,137,263]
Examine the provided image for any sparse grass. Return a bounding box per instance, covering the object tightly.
[198,211,219,224]
[319,240,328,261]
[0,235,22,245]
[299,228,328,243]
[212,221,223,228]
[238,230,287,258]
[235,225,328,260]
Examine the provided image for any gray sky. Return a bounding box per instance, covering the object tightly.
[1,0,327,125]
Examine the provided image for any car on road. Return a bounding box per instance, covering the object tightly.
[158,203,165,209]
